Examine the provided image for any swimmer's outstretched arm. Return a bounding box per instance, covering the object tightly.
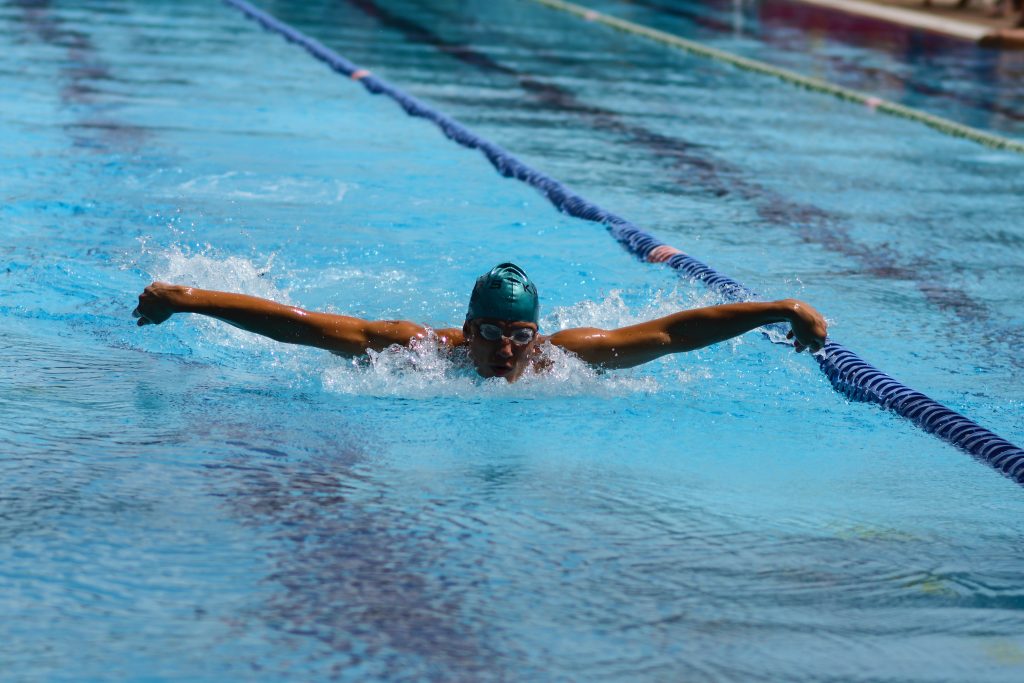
[133,282,430,356]
[547,299,827,369]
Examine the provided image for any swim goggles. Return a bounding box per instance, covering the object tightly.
[476,323,536,345]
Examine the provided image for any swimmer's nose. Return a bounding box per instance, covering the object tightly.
[495,339,514,358]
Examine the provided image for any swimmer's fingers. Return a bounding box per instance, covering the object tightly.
[134,284,178,326]
[784,300,828,353]
[786,329,803,352]
[133,302,167,326]
[786,328,824,353]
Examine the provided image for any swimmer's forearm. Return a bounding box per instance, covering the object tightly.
[167,286,350,347]
[658,300,808,351]
[550,299,824,368]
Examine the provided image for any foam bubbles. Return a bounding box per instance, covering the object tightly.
[322,332,473,398]
[321,334,660,400]
[177,171,349,205]
[135,244,294,355]
[545,286,721,331]
[146,244,287,302]
[517,341,661,397]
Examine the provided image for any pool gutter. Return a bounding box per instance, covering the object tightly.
[790,0,1024,47]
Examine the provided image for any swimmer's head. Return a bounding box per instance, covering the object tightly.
[464,263,540,382]
[465,262,539,325]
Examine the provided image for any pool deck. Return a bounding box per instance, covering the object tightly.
[794,0,1024,46]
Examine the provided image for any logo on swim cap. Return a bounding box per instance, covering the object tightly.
[466,263,539,324]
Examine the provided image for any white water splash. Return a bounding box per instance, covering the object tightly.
[145,244,287,300]
[133,243,298,355]
[320,334,662,400]
[545,286,722,331]
[177,171,350,205]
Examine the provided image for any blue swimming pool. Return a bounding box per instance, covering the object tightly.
[3,0,1024,679]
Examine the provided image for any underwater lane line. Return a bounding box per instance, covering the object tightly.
[341,0,1018,357]
[528,0,1024,154]
[221,0,1024,485]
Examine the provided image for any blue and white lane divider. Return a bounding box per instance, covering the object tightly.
[222,0,1024,486]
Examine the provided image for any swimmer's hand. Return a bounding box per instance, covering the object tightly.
[782,299,828,353]
[133,281,184,326]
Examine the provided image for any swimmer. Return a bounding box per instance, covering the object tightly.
[133,262,827,382]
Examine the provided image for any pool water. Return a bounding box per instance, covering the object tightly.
[585,0,1024,138]
[2,0,1023,680]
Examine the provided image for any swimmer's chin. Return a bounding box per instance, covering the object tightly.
[490,365,512,378]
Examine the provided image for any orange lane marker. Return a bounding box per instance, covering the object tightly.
[351,69,371,80]
[648,245,682,263]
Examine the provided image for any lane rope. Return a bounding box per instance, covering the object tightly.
[529,0,1024,154]
[222,0,1024,485]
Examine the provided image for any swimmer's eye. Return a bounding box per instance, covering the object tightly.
[478,324,535,345]
[509,329,535,344]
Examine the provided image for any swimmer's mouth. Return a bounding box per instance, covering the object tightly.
[490,365,511,377]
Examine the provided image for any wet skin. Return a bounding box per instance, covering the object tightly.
[460,319,540,382]
[134,282,829,383]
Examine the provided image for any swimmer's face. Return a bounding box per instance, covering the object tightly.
[463,318,540,382]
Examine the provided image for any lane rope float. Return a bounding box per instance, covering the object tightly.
[530,0,1024,155]
[222,0,1024,485]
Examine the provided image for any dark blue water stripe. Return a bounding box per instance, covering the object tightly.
[14,0,149,153]
[222,0,1024,486]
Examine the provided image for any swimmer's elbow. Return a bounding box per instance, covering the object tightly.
[549,328,647,368]
[284,315,420,355]
[361,319,426,352]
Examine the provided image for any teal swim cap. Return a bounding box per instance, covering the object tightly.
[466,263,540,324]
